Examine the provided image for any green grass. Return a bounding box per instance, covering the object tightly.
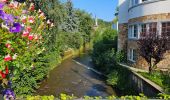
[139,71,170,93]
[139,71,164,88]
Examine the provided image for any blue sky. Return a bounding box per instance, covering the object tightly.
[72,0,118,22]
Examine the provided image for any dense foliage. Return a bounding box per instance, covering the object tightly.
[19,93,170,100]
[92,28,118,74]
[92,27,136,95]
[0,0,94,98]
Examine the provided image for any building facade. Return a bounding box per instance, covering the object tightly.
[118,0,170,70]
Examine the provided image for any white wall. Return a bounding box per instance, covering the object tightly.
[129,0,170,19]
[118,0,129,24]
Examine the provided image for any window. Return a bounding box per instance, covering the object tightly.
[134,25,138,38]
[162,22,170,37]
[149,22,157,35]
[129,25,138,39]
[141,24,147,37]
[128,49,137,62]
[130,0,139,7]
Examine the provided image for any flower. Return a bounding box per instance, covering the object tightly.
[29,3,34,11]
[0,0,7,3]
[38,9,42,14]
[50,23,54,27]
[47,20,51,24]
[28,16,34,23]
[22,30,29,37]
[5,43,11,49]
[9,23,21,33]
[34,34,38,40]
[39,12,45,19]
[0,11,14,23]
[28,34,33,40]
[12,53,17,60]
[3,89,15,100]
[0,3,4,9]
[26,26,32,32]
[0,71,6,78]
[4,54,12,62]
[5,66,9,75]
[22,10,27,14]
[21,16,27,23]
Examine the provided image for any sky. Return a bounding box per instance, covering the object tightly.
[71,0,118,22]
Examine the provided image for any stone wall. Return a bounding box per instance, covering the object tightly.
[118,23,128,52]
[127,13,170,71]
[129,13,170,23]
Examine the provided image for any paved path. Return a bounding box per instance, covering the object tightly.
[36,54,116,97]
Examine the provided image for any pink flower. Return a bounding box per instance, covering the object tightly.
[38,9,42,14]
[28,34,34,40]
[50,23,54,27]
[26,26,32,32]
[47,20,51,24]
[29,3,35,11]
[22,31,29,37]
[22,10,28,14]
[39,12,46,19]
[21,16,27,23]
[5,43,11,49]
[4,54,12,62]
[34,34,39,40]
[28,16,34,23]
[1,0,7,3]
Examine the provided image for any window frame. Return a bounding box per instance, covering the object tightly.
[161,22,170,37]
[128,48,137,62]
[128,24,139,39]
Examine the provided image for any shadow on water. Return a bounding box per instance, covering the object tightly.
[35,53,117,97]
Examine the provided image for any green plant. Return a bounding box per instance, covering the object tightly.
[107,71,118,86]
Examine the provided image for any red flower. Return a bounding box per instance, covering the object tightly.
[0,67,9,79]
[26,26,32,32]
[28,16,34,23]
[22,31,29,37]
[29,3,35,11]
[5,66,9,75]
[4,54,12,62]
[0,71,6,78]
[28,34,34,40]
[5,43,11,49]
[8,3,14,8]
[21,16,27,23]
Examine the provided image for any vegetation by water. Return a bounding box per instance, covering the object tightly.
[139,71,170,93]
[91,27,137,95]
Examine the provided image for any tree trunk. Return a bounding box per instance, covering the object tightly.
[149,66,152,73]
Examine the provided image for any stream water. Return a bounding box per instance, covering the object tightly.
[35,54,118,97]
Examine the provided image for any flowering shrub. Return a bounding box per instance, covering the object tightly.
[0,0,53,99]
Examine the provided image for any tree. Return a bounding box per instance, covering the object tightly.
[137,33,170,73]
[60,0,80,33]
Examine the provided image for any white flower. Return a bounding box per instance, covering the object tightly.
[12,53,18,60]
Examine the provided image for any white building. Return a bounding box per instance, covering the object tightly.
[118,0,170,70]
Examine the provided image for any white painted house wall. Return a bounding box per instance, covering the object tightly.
[118,0,129,23]
[128,0,170,19]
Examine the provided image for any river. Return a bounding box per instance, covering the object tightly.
[35,54,117,97]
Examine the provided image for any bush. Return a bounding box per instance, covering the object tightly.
[107,70,118,86]
[92,28,118,74]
